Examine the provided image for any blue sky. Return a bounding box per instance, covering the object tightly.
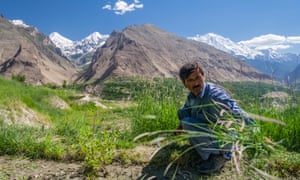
[1,0,300,43]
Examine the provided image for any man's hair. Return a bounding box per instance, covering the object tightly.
[179,62,204,82]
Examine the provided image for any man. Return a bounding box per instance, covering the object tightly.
[177,62,253,174]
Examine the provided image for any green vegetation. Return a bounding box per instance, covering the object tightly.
[221,81,300,152]
[0,76,299,178]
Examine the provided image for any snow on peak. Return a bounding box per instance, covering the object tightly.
[49,32,109,57]
[85,32,109,41]
[79,32,109,49]
[49,32,73,50]
[188,33,262,59]
[10,19,30,28]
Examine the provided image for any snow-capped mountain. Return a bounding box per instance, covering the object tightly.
[49,32,73,54]
[189,33,300,80]
[188,33,297,61]
[189,33,263,59]
[49,32,109,66]
[49,27,299,79]
[10,19,30,28]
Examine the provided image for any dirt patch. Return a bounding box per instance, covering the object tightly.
[0,145,157,180]
[0,155,85,179]
[0,101,51,128]
[77,94,109,109]
[50,96,70,109]
[0,144,245,180]
[260,91,291,110]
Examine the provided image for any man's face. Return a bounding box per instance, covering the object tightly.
[183,68,205,96]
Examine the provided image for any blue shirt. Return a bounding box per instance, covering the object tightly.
[178,82,252,124]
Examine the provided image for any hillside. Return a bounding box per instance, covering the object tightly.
[0,17,77,85]
[77,24,271,83]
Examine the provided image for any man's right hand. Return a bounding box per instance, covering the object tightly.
[174,123,184,136]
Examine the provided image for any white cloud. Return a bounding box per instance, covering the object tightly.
[239,34,300,51]
[287,36,300,44]
[254,44,291,51]
[102,4,112,10]
[102,0,143,15]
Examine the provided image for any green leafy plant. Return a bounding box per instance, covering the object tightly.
[78,126,119,174]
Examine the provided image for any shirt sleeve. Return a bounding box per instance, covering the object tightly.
[210,85,255,125]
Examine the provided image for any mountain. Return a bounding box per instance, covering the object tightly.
[0,17,77,85]
[288,63,300,84]
[189,33,263,59]
[77,24,270,83]
[189,33,300,80]
[49,32,109,66]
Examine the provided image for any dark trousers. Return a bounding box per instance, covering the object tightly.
[181,117,231,160]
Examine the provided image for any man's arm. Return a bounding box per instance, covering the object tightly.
[210,84,255,125]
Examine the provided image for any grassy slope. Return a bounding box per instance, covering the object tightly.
[0,77,299,178]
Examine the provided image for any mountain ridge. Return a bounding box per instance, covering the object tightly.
[7,18,297,84]
[48,28,300,81]
[0,17,77,85]
[76,24,270,83]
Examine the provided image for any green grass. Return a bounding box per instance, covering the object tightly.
[0,76,299,178]
[221,81,300,152]
[0,77,134,173]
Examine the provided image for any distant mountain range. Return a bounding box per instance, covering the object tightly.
[47,28,300,81]
[3,17,299,84]
[189,33,300,80]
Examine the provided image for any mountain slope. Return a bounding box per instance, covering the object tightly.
[0,17,77,85]
[77,24,270,83]
[288,63,300,83]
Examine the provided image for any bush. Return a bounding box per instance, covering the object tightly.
[11,73,26,83]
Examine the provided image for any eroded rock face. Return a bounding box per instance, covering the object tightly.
[0,17,77,85]
[78,24,271,83]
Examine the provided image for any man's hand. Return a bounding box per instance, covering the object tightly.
[174,123,184,136]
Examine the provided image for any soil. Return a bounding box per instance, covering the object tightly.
[0,145,155,180]
[0,155,148,180]
[0,144,238,180]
